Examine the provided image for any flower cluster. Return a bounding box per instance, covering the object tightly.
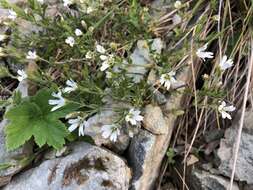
[100,108,143,142]
[195,44,235,119]
[96,43,115,71]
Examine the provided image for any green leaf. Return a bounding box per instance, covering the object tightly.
[0,162,14,170]
[5,101,41,150]
[4,88,79,151]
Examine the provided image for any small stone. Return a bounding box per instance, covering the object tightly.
[3,142,131,190]
[143,104,168,135]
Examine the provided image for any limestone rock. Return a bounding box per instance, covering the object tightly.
[128,129,157,190]
[217,111,253,184]
[189,168,239,190]
[143,104,167,134]
[3,142,131,190]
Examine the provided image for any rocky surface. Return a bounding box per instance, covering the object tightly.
[143,104,167,134]
[3,142,131,190]
[189,168,239,190]
[217,111,253,185]
[0,80,33,187]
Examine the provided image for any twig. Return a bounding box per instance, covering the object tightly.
[218,0,223,61]
[190,35,198,121]
[174,167,190,190]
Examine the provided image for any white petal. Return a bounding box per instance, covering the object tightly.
[78,124,85,136]
[224,105,236,112]
[100,62,110,71]
[96,44,106,54]
[48,99,59,105]
[68,118,80,124]
[110,132,118,142]
[68,123,79,132]
[100,55,108,61]
[135,115,143,121]
[130,119,137,126]
[221,111,232,120]
[50,104,61,112]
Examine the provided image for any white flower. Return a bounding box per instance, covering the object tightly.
[65,36,75,47]
[160,71,177,90]
[96,44,106,54]
[37,0,44,4]
[196,44,214,61]
[218,101,236,120]
[63,79,78,93]
[26,50,38,60]
[219,55,233,71]
[125,108,143,126]
[75,28,83,36]
[174,1,182,9]
[17,69,27,82]
[0,34,7,42]
[101,124,120,142]
[63,0,73,7]
[213,15,220,21]
[85,51,93,59]
[86,7,94,14]
[100,54,114,71]
[48,91,65,111]
[67,116,88,136]
[8,10,17,20]
[106,71,113,79]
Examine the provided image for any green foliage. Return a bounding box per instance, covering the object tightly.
[4,88,79,151]
[166,148,176,165]
[0,65,10,78]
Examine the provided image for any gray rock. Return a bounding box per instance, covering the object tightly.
[217,111,253,184]
[128,67,190,190]
[3,142,131,190]
[189,168,239,190]
[143,104,167,134]
[128,126,175,190]
[85,110,130,154]
[0,80,33,187]
[128,129,157,190]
